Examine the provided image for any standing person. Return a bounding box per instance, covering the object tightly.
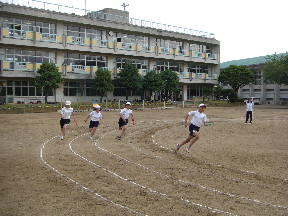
[245,98,254,124]
[117,102,135,140]
[60,100,77,140]
[84,105,103,140]
[176,104,209,153]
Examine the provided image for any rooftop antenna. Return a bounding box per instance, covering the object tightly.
[120,3,129,11]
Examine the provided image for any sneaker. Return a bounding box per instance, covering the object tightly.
[60,136,64,140]
[176,144,180,151]
[244,122,248,124]
[116,136,121,140]
[185,147,190,153]
[248,122,252,124]
[89,136,93,140]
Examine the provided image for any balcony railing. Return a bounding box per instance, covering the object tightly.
[1,27,219,61]
[0,0,215,39]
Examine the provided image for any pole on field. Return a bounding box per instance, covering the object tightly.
[142,100,144,110]
[118,99,121,110]
[105,98,108,109]
[182,100,185,108]
[163,100,166,109]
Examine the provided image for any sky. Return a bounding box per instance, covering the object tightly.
[9,0,288,62]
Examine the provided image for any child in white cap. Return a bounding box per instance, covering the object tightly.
[176,103,209,153]
[60,101,77,140]
[117,102,135,140]
[84,105,103,140]
[244,98,254,124]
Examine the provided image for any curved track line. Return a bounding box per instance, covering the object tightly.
[93,125,288,211]
[40,134,146,216]
[152,120,288,182]
[70,132,237,216]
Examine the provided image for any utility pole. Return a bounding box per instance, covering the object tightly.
[120,3,129,11]
[85,0,87,15]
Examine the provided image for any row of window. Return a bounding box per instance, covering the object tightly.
[0,80,53,97]
[2,48,214,74]
[242,89,288,92]
[4,48,55,64]
[1,16,215,54]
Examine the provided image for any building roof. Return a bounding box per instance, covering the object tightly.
[220,53,288,68]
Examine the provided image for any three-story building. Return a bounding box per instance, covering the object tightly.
[0,1,220,104]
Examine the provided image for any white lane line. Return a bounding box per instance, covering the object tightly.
[40,134,146,216]
[70,133,237,216]
[150,128,288,210]
[95,127,288,211]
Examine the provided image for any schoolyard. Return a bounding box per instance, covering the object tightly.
[0,106,287,216]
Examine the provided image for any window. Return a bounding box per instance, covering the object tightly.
[63,80,96,97]
[187,64,209,74]
[254,89,261,92]
[4,48,54,71]
[242,89,250,92]
[280,89,288,91]
[266,89,274,92]
[64,53,107,71]
[155,61,182,72]
[115,58,148,71]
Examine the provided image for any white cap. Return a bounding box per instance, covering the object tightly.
[198,103,206,108]
[126,102,131,105]
[65,100,71,106]
[95,105,101,109]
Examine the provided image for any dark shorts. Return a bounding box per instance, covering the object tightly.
[189,124,200,136]
[89,121,99,128]
[60,118,71,128]
[118,118,128,128]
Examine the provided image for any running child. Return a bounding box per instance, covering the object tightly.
[244,98,254,124]
[176,103,209,153]
[84,105,103,140]
[116,102,135,140]
[60,100,77,140]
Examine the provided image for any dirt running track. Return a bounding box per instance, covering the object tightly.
[0,106,287,216]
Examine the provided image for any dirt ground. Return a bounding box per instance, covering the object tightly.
[0,106,287,216]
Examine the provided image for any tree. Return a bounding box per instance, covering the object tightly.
[143,71,163,100]
[218,65,254,96]
[263,53,288,85]
[34,62,62,103]
[115,64,142,100]
[159,70,180,101]
[94,68,114,102]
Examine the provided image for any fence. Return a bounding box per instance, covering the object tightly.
[0,0,215,39]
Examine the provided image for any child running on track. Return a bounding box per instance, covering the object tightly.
[116,102,135,140]
[244,98,254,124]
[84,105,103,140]
[176,103,209,153]
[60,101,77,140]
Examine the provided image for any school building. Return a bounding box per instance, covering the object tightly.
[221,54,288,105]
[0,1,220,104]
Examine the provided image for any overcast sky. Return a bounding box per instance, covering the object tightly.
[10,0,288,62]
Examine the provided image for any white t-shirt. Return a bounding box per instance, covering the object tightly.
[89,111,103,121]
[246,102,254,111]
[61,107,73,119]
[188,110,208,127]
[120,108,132,120]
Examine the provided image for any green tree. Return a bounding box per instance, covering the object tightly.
[159,70,180,101]
[263,53,288,85]
[143,71,163,100]
[218,65,254,97]
[115,64,142,100]
[34,62,62,103]
[94,68,114,102]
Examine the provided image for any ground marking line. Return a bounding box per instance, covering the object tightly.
[40,134,145,216]
[153,120,288,183]
[94,122,288,211]
[70,132,237,216]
